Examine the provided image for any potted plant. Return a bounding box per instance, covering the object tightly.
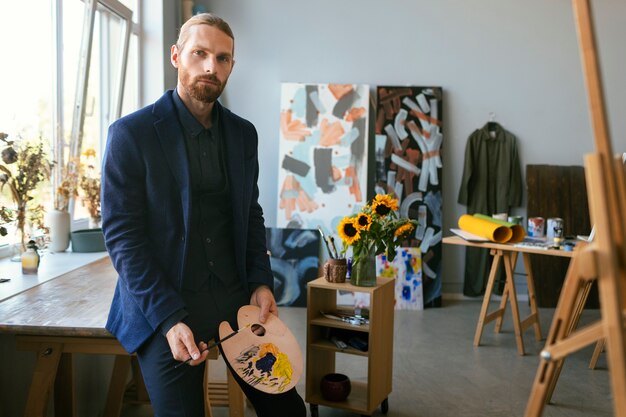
[0,132,51,252]
[337,194,418,286]
[48,157,80,252]
[78,148,101,228]
[71,148,105,253]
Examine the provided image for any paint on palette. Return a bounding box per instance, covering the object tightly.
[235,342,293,393]
[375,86,443,307]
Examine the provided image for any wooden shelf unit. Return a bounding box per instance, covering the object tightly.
[306,277,394,416]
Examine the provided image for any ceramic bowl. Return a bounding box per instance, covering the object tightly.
[320,373,351,402]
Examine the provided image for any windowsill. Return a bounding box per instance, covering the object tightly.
[0,249,109,302]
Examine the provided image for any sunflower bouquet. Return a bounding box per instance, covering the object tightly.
[337,194,418,286]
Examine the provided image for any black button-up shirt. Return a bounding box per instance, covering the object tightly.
[173,90,225,194]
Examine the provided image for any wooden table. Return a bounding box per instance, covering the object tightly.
[0,256,245,417]
[0,257,130,417]
[443,236,575,355]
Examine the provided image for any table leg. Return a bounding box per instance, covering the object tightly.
[103,355,132,417]
[495,252,518,333]
[502,252,525,355]
[54,352,76,417]
[523,253,542,341]
[474,250,504,347]
[23,341,63,417]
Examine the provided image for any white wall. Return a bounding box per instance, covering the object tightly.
[194,0,625,294]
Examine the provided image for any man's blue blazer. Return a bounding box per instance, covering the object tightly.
[101,90,273,354]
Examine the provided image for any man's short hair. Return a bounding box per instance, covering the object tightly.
[176,13,234,51]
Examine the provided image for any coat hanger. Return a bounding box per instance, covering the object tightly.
[486,112,499,137]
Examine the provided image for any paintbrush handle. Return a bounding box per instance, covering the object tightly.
[174,324,248,368]
[318,227,335,259]
[328,235,339,258]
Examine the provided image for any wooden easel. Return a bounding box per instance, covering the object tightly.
[524,1,626,416]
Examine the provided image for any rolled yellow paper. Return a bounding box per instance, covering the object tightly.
[474,214,526,243]
[458,214,513,243]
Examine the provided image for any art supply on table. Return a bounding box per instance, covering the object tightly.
[318,227,335,259]
[326,236,339,259]
[174,323,254,368]
[328,235,340,259]
[323,258,347,283]
[475,213,525,243]
[492,213,508,221]
[347,336,368,352]
[219,305,302,394]
[320,311,368,326]
[547,217,564,246]
[528,217,545,238]
[458,214,512,243]
[330,336,348,350]
[508,216,523,225]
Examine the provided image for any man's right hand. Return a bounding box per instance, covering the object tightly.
[165,322,208,366]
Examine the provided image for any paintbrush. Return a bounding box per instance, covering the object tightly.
[174,323,252,368]
[328,235,340,259]
[318,227,335,259]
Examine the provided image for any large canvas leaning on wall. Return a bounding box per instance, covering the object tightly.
[377,247,423,310]
[265,227,320,307]
[375,86,443,307]
[276,83,370,235]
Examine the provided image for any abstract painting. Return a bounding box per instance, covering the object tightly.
[377,247,423,310]
[265,227,320,307]
[375,86,443,307]
[276,83,370,236]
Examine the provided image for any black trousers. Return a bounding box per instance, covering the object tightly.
[136,278,306,417]
[136,332,306,417]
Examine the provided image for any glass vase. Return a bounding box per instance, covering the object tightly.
[352,248,377,287]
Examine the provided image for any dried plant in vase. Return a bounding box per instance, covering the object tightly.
[54,157,80,212]
[0,205,16,237]
[78,148,101,228]
[0,132,51,250]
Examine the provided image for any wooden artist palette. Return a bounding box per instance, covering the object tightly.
[219,305,303,394]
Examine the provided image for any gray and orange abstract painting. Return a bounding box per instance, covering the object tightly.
[375,86,443,307]
[277,83,370,235]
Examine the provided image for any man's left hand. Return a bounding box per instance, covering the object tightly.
[250,285,278,323]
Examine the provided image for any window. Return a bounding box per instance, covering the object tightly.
[0,0,139,251]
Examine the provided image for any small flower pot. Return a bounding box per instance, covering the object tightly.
[71,228,106,252]
[320,373,351,402]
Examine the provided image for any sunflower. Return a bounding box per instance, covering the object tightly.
[337,217,361,245]
[371,194,398,216]
[394,222,415,238]
[355,212,372,231]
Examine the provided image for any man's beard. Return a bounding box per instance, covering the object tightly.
[180,70,226,103]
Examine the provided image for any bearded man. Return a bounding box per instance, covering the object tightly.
[101,13,305,417]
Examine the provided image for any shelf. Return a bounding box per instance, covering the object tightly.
[306,275,394,416]
[310,317,369,333]
[308,276,393,294]
[309,339,368,357]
